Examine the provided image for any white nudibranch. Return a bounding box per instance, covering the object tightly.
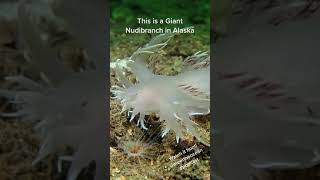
[0,2,107,180]
[111,33,210,144]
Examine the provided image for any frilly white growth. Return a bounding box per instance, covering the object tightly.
[110,58,132,70]
[111,33,210,144]
[0,1,107,180]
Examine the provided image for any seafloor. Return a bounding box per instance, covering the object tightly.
[110,32,211,180]
[1,1,320,179]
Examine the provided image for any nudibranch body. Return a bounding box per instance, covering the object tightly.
[112,33,210,143]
